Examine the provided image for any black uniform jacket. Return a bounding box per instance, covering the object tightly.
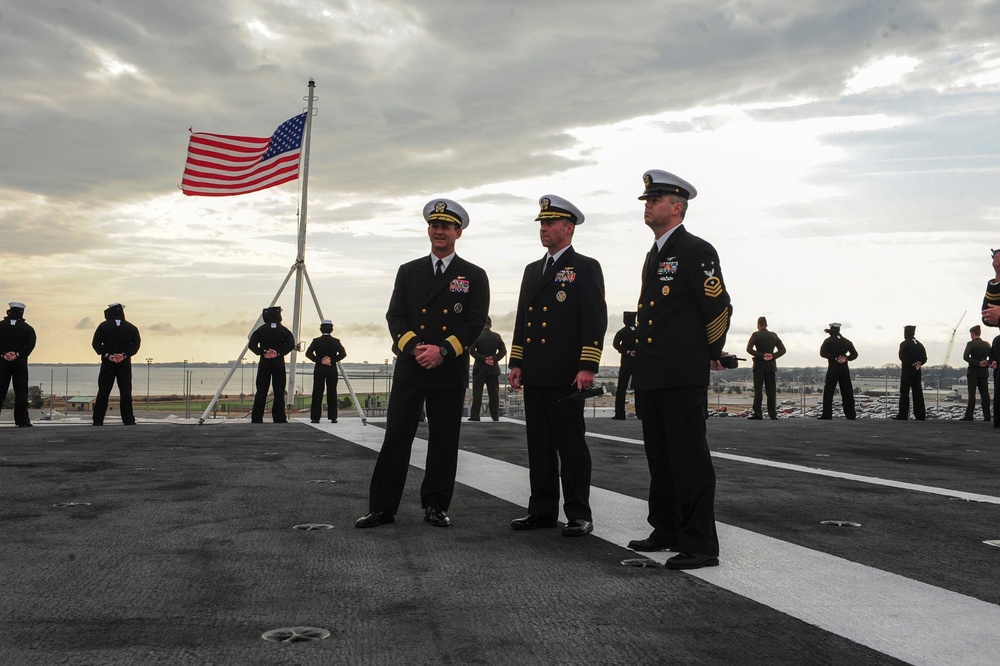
[471,329,507,377]
[249,323,295,358]
[388,254,490,389]
[508,246,607,387]
[746,329,785,372]
[92,319,141,360]
[963,338,991,378]
[820,334,859,366]
[613,325,637,367]
[898,339,927,369]
[306,335,347,372]
[632,226,732,391]
[0,317,36,367]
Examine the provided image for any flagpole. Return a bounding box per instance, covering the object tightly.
[286,79,317,412]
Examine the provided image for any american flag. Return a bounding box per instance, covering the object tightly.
[181,113,307,196]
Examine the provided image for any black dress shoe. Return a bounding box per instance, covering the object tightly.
[310,420,320,424]
[892,416,907,420]
[468,417,480,421]
[611,415,626,420]
[960,416,974,421]
[627,536,676,552]
[355,511,395,528]
[510,514,558,530]
[666,552,719,570]
[330,419,338,424]
[561,519,594,537]
[424,507,451,527]
[16,423,33,427]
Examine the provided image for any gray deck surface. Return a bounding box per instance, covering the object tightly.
[2,415,998,665]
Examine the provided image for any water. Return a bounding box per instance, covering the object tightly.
[28,364,395,398]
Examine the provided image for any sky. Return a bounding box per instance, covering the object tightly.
[3,0,1000,373]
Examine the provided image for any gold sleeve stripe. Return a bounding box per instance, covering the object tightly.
[706,311,729,345]
[580,347,603,363]
[445,335,463,356]
[986,291,1000,303]
[510,345,524,360]
[397,331,417,350]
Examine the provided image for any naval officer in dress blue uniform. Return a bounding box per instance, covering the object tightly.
[508,195,608,537]
[357,199,490,530]
[628,170,732,570]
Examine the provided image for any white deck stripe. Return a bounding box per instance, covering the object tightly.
[306,418,1000,665]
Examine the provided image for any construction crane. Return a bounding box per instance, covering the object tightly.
[942,310,967,368]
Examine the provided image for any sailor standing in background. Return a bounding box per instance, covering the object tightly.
[819,323,859,420]
[469,317,506,421]
[249,306,296,424]
[92,303,141,426]
[745,316,785,420]
[962,325,991,421]
[612,311,638,420]
[305,320,347,424]
[895,325,927,420]
[0,302,37,427]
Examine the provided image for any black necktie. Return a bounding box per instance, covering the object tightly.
[645,242,659,276]
[435,259,444,277]
[544,256,555,275]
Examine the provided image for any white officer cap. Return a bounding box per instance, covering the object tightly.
[423,199,469,229]
[535,195,585,224]
[8,301,25,309]
[639,169,697,200]
[321,319,333,326]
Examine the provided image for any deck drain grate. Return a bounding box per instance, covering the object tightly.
[130,467,156,471]
[821,520,861,527]
[292,524,334,531]
[621,558,664,568]
[306,479,337,484]
[313,454,337,459]
[54,502,92,507]
[261,626,331,643]
[615,455,632,459]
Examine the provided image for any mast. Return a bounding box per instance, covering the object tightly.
[286,79,317,411]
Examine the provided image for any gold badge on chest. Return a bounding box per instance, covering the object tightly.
[454,303,463,313]
[556,290,567,302]
[661,285,670,296]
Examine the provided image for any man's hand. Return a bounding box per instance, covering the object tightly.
[264,349,278,359]
[109,353,126,363]
[710,360,724,371]
[485,356,495,366]
[2,351,16,362]
[414,344,444,370]
[983,304,1000,326]
[508,367,522,390]
[574,370,596,391]
[837,355,847,364]
[763,352,773,361]
[321,356,332,366]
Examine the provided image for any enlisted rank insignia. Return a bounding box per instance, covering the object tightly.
[704,276,723,298]
[661,285,670,296]
[449,277,470,293]
[556,290,567,302]
[453,303,463,313]
[554,268,576,283]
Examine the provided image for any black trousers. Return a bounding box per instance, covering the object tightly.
[639,387,719,556]
[252,358,287,423]
[897,368,925,419]
[368,381,465,515]
[310,368,339,422]
[94,360,134,425]
[965,375,991,420]
[821,364,856,419]
[614,361,633,418]
[470,371,500,420]
[751,369,777,419]
[522,385,592,522]
[0,362,31,425]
